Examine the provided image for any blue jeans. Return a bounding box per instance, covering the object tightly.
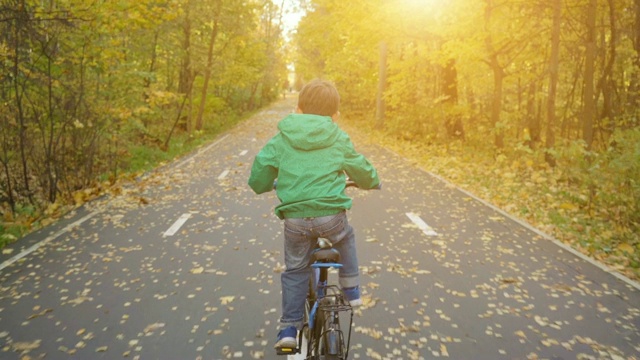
[279,211,359,330]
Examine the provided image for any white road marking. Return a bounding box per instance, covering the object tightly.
[405,212,438,236]
[239,150,248,156]
[175,134,229,169]
[0,211,100,271]
[163,213,192,237]
[218,169,230,180]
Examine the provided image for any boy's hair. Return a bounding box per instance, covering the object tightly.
[297,79,340,117]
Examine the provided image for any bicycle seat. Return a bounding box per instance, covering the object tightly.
[311,248,341,263]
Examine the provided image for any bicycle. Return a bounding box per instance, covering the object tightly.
[277,237,354,360]
[276,181,379,359]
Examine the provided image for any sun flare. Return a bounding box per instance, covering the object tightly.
[400,0,446,10]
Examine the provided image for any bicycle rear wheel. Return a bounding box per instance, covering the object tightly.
[304,270,318,339]
[318,297,343,359]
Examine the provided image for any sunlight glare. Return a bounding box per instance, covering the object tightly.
[392,0,450,21]
[400,0,445,10]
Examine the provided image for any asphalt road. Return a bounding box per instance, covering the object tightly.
[1,96,639,360]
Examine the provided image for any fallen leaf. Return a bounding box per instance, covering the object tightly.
[12,340,41,352]
[190,267,204,274]
[441,343,449,357]
[144,323,166,334]
[220,296,235,305]
[27,308,53,320]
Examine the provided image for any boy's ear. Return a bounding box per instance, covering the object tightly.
[331,111,340,121]
[295,107,303,114]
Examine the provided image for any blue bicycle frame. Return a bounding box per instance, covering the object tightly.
[308,262,343,330]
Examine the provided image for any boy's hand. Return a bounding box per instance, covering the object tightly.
[345,179,382,190]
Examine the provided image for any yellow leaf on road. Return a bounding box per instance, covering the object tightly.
[440,343,449,357]
[12,340,41,352]
[220,296,235,305]
[144,323,166,334]
[190,267,204,274]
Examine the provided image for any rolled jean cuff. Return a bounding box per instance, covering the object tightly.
[279,317,303,331]
[339,274,359,289]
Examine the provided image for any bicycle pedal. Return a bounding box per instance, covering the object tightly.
[275,346,297,355]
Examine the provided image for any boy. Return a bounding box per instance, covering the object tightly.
[248,79,380,351]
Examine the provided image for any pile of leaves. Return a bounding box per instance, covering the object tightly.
[345,121,640,282]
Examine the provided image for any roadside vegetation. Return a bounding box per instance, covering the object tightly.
[343,120,640,281]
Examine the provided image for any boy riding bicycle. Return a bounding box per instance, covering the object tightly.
[248,79,380,352]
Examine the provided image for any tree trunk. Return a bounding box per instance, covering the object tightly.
[628,0,640,128]
[582,0,597,149]
[195,0,223,131]
[491,67,505,149]
[596,0,616,135]
[375,41,387,129]
[484,0,505,149]
[545,0,561,167]
[143,30,159,105]
[179,0,193,133]
[13,0,32,204]
[442,58,464,140]
[526,81,540,148]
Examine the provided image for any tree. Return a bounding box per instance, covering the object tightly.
[195,0,223,131]
[442,58,465,140]
[545,0,562,166]
[628,0,640,125]
[180,0,194,133]
[582,0,597,149]
[376,41,387,128]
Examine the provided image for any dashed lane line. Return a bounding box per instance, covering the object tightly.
[163,213,192,237]
[218,169,230,180]
[175,134,230,169]
[406,212,438,236]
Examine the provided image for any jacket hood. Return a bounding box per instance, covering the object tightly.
[278,114,341,151]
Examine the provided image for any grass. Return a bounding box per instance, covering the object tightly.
[0,204,35,248]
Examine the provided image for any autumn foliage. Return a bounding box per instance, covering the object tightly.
[294,0,639,279]
[1,0,289,242]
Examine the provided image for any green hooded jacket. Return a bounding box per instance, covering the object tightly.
[248,113,380,219]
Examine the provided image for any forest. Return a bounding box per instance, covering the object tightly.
[293,0,639,279]
[1,0,639,279]
[1,0,289,238]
